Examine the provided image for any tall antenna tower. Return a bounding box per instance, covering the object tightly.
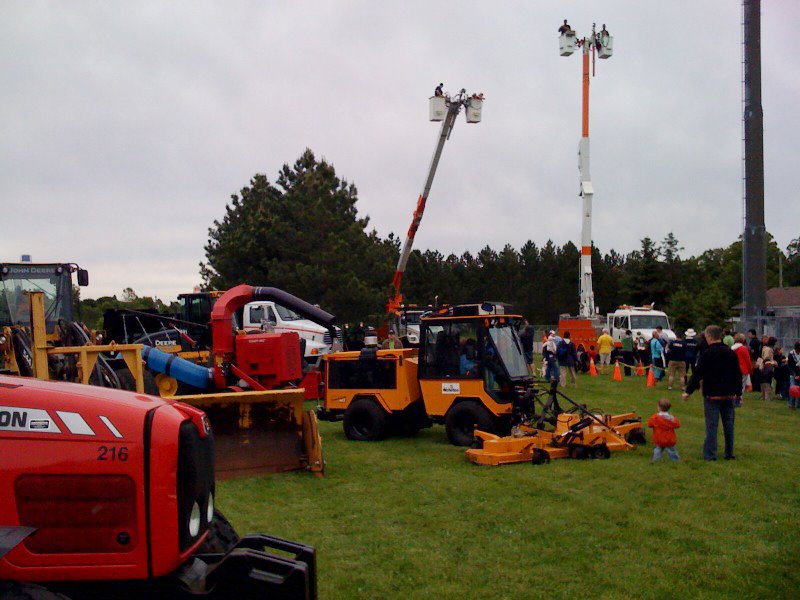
[742,0,766,325]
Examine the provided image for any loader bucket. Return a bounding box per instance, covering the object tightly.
[175,389,324,479]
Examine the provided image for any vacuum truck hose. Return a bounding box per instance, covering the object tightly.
[141,346,213,391]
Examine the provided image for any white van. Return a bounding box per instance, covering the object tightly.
[606,305,676,345]
[243,301,334,365]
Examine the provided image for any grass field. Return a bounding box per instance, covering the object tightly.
[218,373,800,599]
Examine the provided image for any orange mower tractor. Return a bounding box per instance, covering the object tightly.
[466,379,647,466]
[318,302,646,459]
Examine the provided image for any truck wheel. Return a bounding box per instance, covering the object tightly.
[343,398,387,441]
[0,582,71,599]
[198,509,240,554]
[115,368,159,395]
[445,401,495,447]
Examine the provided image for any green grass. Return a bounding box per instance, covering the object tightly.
[218,374,800,599]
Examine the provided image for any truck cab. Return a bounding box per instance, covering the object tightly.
[606,305,675,345]
[243,301,333,365]
[393,305,430,347]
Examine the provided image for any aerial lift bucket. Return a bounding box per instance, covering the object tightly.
[176,389,324,479]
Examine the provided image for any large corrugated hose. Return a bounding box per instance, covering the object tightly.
[251,287,337,337]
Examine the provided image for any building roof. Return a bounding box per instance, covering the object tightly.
[732,287,800,310]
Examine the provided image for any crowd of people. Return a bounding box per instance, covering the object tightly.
[520,321,799,462]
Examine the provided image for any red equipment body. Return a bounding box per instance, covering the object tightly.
[0,375,211,582]
[0,375,318,597]
[210,284,336,394]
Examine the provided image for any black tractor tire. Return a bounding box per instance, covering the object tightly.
[343,398,388,441]
[592,444,611,460]
[197,509,240,554]
[0,582,71,599]
[114,368,159,396]
[531,448,551,465]
[445,401,495,447]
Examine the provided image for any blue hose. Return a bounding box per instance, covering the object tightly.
[141,346,213,391]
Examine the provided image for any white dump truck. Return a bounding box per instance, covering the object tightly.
[606,305,676,344]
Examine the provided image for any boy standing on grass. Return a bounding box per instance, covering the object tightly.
[647,398,681,462]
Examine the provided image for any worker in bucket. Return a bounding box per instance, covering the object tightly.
[558,19,572,34]
[434,83,444,97]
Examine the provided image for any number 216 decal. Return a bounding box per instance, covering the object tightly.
[97,446,129,461]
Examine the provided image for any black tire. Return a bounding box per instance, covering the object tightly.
[343,398,388,441]
[531,448,551,465]
[114,368,159,395]
[197,509,240,554]
[569,444,589,460]
[592,444,611,460]
[445,400,495,447]
[0,582,71,599]
[626,428,647,445]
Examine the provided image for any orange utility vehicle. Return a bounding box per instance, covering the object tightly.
[319,303,533,446]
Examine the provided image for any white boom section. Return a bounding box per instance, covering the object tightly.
[578,136,595,318]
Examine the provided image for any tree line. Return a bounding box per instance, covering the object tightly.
[82,150,800,332]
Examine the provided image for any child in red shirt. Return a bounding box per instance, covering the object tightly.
[647,398,681,462]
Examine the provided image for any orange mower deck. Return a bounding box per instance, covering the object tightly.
[466,411,642,466]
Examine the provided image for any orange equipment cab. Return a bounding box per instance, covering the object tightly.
[319,302,537,446]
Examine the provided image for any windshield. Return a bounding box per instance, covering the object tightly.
[630,315,670,331]
[0,264,75,328]
[488,324,528,379]
[276,304,302,321]
[402,311,423,326]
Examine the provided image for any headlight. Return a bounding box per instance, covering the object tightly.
[189,502,201,537]
[206,493,214,523]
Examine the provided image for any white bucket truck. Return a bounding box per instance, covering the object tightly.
[606,305,676,345]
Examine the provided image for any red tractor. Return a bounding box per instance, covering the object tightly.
[0,375,317,599]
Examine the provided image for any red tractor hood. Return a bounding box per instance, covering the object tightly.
[0,375,167,441]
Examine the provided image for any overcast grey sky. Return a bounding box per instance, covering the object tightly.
[2,1,798,301]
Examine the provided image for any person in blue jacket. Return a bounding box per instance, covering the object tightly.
[651,330,666,381]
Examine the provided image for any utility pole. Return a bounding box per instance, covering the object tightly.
[742,0,767,327]
[387,88,483,315]
[559,21,613,318]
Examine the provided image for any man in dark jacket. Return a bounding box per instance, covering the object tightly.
[682,325,742,461]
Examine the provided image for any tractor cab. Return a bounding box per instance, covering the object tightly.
[0,263,87,330]
[419,303,529,402]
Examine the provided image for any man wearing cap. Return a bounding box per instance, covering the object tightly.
[434,83,444,97]
[381,329,404,350]
[682,325,742,461]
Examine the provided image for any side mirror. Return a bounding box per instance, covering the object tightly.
[77,269,89,287]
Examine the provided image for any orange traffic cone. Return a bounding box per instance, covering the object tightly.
[646,367,656,387]
[589,358,598,377]
[636,361,645,377]
[613,361,622,382]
